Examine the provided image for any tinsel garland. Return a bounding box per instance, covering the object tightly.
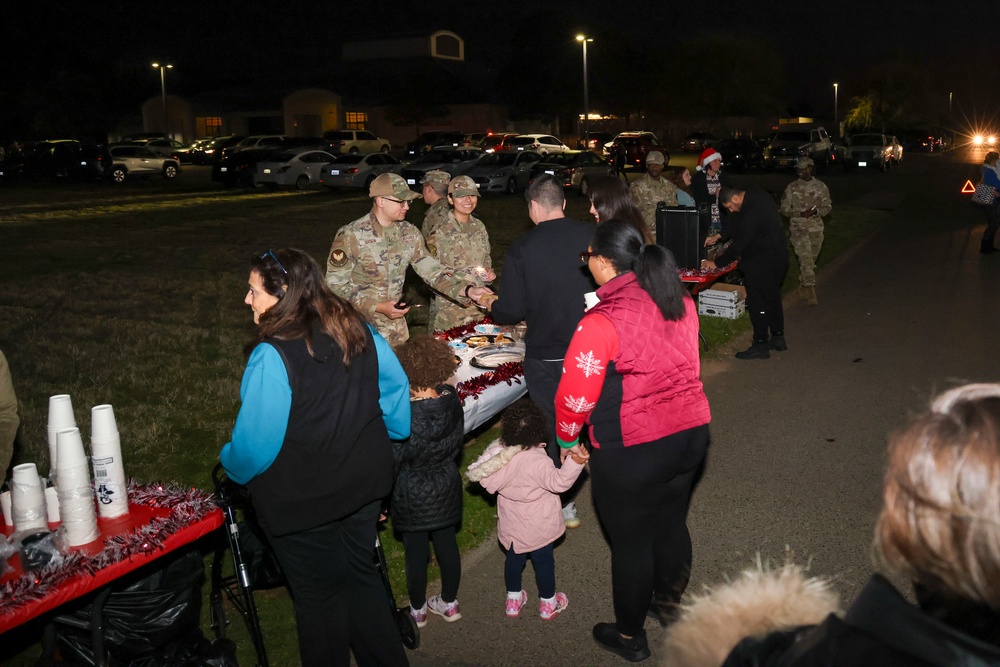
[434,315,497,341]
[456,361,523,402]
[0,481,217,619]
[678,260,739,280]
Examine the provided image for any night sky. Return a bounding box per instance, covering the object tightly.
[3,0,996,138]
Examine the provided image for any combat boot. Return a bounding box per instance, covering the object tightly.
[802,285,818,305]
[768,332,787,351]
[735,340,770,360]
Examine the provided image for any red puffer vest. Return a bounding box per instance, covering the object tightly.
[588,273,710,448]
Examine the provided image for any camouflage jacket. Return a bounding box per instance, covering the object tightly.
[325,211,469,345]
[421,199,451,238]
[630,174,679,231]
[425,211,493,330]
[780,178,832,222]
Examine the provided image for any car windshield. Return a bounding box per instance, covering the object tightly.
[332,155,365,164]
[509,138,534,146]
[477,153,517,166]
[851,135,883,145]
[773,131,810,142]
[540,153,578,165]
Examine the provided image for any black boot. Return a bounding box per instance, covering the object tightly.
[735,340,770,360]
[593,623,651,662]
[768,332,787,351]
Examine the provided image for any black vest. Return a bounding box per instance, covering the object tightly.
[248,325,393,536]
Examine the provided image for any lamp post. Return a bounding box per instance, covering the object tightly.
[833,82,839,135]
[576,35,593,149]
[152,62,173,135]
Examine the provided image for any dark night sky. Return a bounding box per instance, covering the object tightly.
[4,0,997,135]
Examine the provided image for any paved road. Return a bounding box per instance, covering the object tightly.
[407,151,1000,666]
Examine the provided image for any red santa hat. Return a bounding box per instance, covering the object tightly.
[696,148,722,171]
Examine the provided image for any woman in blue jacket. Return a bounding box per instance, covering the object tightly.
[221,248,411,667]
[979,151,1000,254]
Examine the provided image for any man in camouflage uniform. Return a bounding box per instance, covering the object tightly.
[425,175,495,331]
[629,150,677,235]
[325,173,493,346]
[420,169,451,238]
[779,156,832,305]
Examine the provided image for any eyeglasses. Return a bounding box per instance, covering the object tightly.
[261,249,288,274]
[580,251,596,263]
[382,197,411,206]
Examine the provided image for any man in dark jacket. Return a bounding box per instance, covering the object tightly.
[487,175,596,527]
[702,185,788,360]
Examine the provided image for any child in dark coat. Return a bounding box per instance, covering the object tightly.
[391,335,466,628]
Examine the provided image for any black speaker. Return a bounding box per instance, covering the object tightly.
[655,204,708,269]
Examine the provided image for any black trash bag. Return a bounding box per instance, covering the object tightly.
[52,548,228,666]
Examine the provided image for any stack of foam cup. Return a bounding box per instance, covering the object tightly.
[90,404,129,518]
[47,394,78,486]
[0,489,12,526]
[55,427,100,546]
[10,463,48,533]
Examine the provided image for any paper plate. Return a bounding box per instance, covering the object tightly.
[474,324,501,335]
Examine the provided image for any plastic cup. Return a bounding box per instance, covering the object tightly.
[56,428,88,469]
[1,491,12,526]
[90,404,119,442]
[584,292,600,310]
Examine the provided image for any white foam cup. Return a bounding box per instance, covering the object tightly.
[0,491,11,526]
[90,404,119,442]
[56,428,88,468]
[48,395,77,429]
[12,463,41,488]
[584,291,600,310]
[45,486,61,523]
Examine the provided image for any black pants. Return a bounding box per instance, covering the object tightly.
[522,357,566,468]
[265,500,408,667]
[503,542,556,599]
[401,526,461,608]
[984,200,1000,246]
[743,254,788,342]
[590,425,709,637]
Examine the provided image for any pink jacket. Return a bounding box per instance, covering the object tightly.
[466,439,585,554]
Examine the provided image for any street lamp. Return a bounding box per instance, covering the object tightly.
[833,82,839,134]
[152,62,173,135]
[576,34,593,149]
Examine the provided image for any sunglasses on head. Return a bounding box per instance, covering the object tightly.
[260,249,288,274]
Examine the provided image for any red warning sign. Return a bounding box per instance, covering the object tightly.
[962,180,977,194]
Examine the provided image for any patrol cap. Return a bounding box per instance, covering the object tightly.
[370,173,422,200]
[645,151,666,165]
[448,175,480,197]
[796,156,814,170]
[420,169,451,186]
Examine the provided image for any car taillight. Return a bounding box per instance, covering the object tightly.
[345,167,359,174]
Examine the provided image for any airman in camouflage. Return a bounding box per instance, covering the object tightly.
[425,175,495,330]
[629,150,678,234]
[325,173,493,346]
[779,156,832,304]
[420,169,452,238]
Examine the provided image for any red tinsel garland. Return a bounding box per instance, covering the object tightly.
[456,361,523,402]
[677,261,739,280]
[434,316,497,341]
[0,481,217,619]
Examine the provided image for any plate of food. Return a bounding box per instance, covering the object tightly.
[453,354,463,368]
[470,347,525,369]
[448,340,469,353]
[462,333,515,348]
[474,324,502,335]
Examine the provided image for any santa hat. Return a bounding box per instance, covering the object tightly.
[696,148,722,172]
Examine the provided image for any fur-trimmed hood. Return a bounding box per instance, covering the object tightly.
[465,438,525,482]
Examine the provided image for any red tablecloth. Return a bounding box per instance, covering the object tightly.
[0,483,222,633]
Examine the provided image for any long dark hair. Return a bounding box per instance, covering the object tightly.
[247,248,370,365]
[591,219,687,321]
[587,175,653,243]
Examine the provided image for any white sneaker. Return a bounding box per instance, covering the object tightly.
[562,502,580,529]
[427,594,462,622]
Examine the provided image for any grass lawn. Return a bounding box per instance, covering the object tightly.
[0,177,885,665]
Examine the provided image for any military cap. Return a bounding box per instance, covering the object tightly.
[645,150,666,165]
[420,169,451,186]
[448,175,480,197]
[370,173,422,200]
[796,156,815,170]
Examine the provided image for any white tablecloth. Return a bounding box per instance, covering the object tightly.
[454,343,528,433]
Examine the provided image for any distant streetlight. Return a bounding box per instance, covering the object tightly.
[949,91,953,116]
[576,35,593,149]
[833,82,839,133]
[152,62,174,135]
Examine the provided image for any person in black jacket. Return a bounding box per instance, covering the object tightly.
[391,335,466,629]
[702,185,788,360]
[486,175,597,529]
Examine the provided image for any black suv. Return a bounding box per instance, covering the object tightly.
[0,140,115,182]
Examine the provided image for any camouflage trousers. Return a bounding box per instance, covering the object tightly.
[430,296,483,332]
[789,217,824,287]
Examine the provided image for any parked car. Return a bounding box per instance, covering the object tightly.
[529,150,617,196]
[322,130,391,155]
[714,137,764,172]
[190,135,244,165]
[843,133,893,172]
[478,132,520,153]
[508,134,571,155]
[681,132,718,153]
[254,147,336,190]
[887,135,903,165]
[173,137,213,163]
[464,150,541,194]
[579,131,614,151]
[220,135,287,160]
[140,138,189,159]
[603,132,670,170]
[464,132,485,146]
[319,153,403,190]
[109,145,181,182]
[762,125,833,169]
[404,131,469,159]
[0,140,115,182]
[211,147,281,188]
[399,147,484,188]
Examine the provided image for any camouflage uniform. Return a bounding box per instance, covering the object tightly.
[421,198,451,238]
[325,211,469,346]
[425,211,492,331]
[630,174,678,235]
[780,177,832,287]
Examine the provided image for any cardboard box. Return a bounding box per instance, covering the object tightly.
[698,283,746,305]
[698,300,746,319]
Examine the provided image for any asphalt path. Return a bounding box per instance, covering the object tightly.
[406,150,1000,666]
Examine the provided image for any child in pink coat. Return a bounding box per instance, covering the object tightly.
[466,397,589,620]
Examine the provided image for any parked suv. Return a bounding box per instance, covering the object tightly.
[603,132,670,170]
[762,125,833,169]
[322,130,391,155]
[109,145,181,182]
[843,132,893,172]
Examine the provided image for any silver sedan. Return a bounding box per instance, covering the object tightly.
[464,151,541,194]
[319,153,402,190]
[254,148,336,190]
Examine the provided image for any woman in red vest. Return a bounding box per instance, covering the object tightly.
[555,220,711,662]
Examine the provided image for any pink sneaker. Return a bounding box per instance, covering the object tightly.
[409,603,427,628]
[539,592,569,620]
[427,594,462,622]
[505,590,528,617]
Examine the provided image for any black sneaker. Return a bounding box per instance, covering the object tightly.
[593,623,651,662]
[768,334,787,351]
[735,342,770,360]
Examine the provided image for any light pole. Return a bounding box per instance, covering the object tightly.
[152,62,173,135]
[576,35,593,149]
[833,82,839,135]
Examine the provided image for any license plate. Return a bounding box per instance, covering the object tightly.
[330,170,339,176]
[544,170,555,175]
[406,178,416,185]
[220,167,228,172]
[858,161,867,167]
